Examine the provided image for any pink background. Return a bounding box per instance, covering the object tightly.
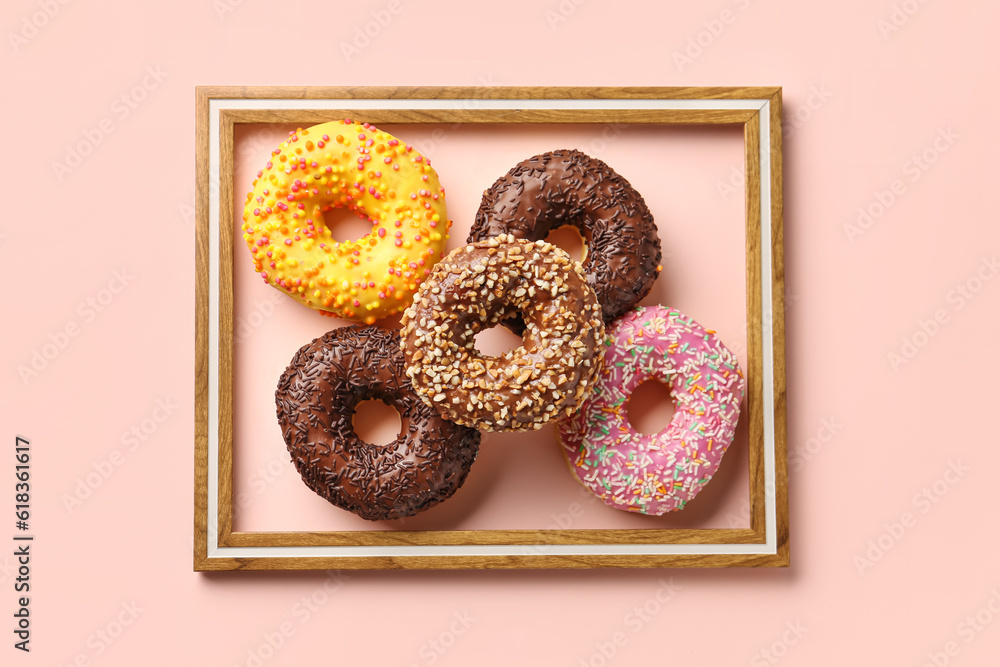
[3,0,999,665]
[232,121,748,533]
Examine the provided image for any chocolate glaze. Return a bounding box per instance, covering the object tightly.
[469,149,661,335]
[401,235,605,432]
[275,326,480,521]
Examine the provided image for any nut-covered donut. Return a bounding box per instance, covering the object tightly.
[242,119,451,324]
[558,306,744,514]
[400,234,605,432]
[275,326,480,521]
[469,149,661,334]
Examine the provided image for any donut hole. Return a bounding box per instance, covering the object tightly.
[625,378,676,435]
[473,324,524,358]
[319,206,375,244]
[352,399,402,447]
[544,224,587,263]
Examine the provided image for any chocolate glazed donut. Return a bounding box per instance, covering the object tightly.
[401,235,605,432]
[469,149,661,334]
[275,326,480,521]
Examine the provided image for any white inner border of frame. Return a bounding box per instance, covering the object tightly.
[205,96,776,560]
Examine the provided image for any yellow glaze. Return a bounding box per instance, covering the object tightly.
[241,120,451,324]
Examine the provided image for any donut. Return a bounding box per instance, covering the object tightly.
[242,119,451,324]
[275,325,480,521]
[469,149,661,335]
[400,234,605,432]
[558,306,744,514]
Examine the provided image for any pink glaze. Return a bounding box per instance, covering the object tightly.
[558,306,745,514]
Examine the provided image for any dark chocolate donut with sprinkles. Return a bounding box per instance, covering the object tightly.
[469,149,661,334]
[275,326,480,521]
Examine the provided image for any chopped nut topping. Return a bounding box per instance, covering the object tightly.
[400,234,605,432]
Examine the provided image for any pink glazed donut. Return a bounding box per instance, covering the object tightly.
[558,306,745,514]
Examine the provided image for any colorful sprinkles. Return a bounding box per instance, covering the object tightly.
[241,120,451,324]
[558,306,745,515]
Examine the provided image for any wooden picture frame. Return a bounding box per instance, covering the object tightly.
[194,86,787,570]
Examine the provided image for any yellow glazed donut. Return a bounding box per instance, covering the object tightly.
[241,119,452,324]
